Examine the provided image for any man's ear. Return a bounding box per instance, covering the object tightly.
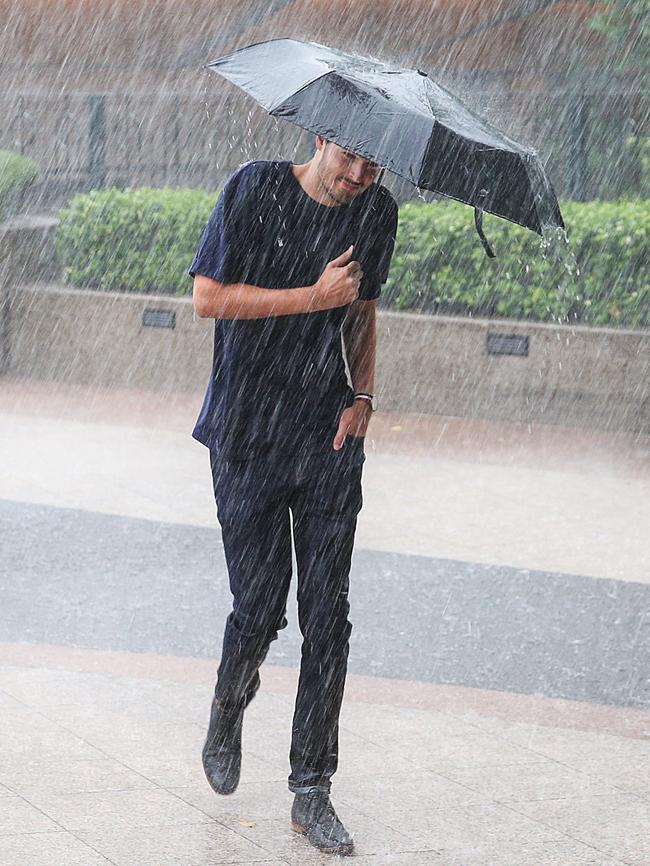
[315,135,327,152]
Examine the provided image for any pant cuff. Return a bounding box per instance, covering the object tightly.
[288,783,331,794]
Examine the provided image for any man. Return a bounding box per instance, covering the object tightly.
[190,135,398,856]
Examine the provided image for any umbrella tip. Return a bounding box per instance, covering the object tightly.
[416,69,428,77]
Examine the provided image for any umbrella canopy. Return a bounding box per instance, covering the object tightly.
[207,38,564,254]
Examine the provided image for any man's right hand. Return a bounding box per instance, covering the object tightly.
[309,246,363,311]
[193,247,364,320]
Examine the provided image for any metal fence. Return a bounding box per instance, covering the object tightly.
[1,87,648,211]
[0,90,313,209]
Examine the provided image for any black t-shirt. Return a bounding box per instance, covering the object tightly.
[189,159,398,460]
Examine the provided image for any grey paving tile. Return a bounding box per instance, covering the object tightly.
[509,839,631,866]
[352,837,629,866]
[334,733,409,780]
[46,695,285,788]
[213,818,331,865]
[59,719,206,783]
[467,718,650,793]
[338,854,442,866]
[0,688,24,708]
[1,714,103,765]
[0,830,115,866]
[0,756,156,797]
[44,707,203,755]
[578,756,650,796]
[106,753,205,788]
[244,741,292,775]
[44,698,191,729]
[394,731,543,771]
[74,820,276,865]
[238,756,288,786]
[436,760,619,802]
[26,787,213,834]
[512,793,650,866]
[340,702,482,743]
[330,816,427,861]
[472,718,650,762]
[147,683,215,723]
[335,770,485,823]
[220,806,420,862]
[379,799,564,859]
[244,715,292,755]
[171,782,294,824]
[235,691,288,718]
[119,749,286,789]
[0,659,643,866]
[0,692,42,721]
[0,797,62,835]
[175,785,433,862]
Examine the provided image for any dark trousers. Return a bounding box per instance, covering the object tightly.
[209,439,364,791]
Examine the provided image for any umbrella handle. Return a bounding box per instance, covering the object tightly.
[474,207,495,258]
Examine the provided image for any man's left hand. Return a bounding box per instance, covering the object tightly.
[333,400,373,450]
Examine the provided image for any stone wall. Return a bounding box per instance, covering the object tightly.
[6,284,649,435]
[0,216,59,372]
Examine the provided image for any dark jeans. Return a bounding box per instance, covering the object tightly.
[209,438,364,791]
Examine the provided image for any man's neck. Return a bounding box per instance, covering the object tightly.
[291,161,341,207]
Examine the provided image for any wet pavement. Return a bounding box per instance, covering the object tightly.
[2,499,649,709]
[1,376,649,866]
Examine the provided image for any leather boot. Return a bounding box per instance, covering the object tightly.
[201,699,243,795]
[291,787,354,855]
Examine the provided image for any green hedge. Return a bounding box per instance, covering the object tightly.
[0,150,39,221]
[386,199,648,328]
[57,187,649,328]
[56,187,216,294]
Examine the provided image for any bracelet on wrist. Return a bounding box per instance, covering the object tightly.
[353,393,375,411]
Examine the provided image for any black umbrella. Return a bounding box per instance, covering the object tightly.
[207,38,564,257]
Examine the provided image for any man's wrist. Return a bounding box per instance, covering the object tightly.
[353,392,375,412]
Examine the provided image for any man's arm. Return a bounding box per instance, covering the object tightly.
[333,298,377,449]
[194,274,313,319]
[342,298,376,397]
[193,247,362,320]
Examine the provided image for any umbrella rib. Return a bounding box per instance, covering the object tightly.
[267,69,335,113]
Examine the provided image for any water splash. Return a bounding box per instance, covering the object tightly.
[539,225,583,324]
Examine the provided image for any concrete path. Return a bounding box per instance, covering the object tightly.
[1,379,648,583]
[1,376,649,865]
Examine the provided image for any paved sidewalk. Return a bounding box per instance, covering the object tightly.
[1,377,649,865]
[1,377,649,583]
[1,644,648,866]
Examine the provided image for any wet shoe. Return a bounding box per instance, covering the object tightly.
[201,699,243,795]
[291,788,354,856]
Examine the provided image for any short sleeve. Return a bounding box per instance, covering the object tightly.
[189,164,258,284]
[358,194,399,301]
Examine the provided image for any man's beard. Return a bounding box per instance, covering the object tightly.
[316,164,352,205]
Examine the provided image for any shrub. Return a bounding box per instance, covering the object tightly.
[386,198,649,328]
[57,187,649,328]
[0,150,39,221]
[56,187,216,294]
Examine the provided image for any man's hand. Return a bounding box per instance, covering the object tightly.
[333,399,373,450]
[309,246,363,312]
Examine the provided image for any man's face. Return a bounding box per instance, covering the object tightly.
[315,139,380,205]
